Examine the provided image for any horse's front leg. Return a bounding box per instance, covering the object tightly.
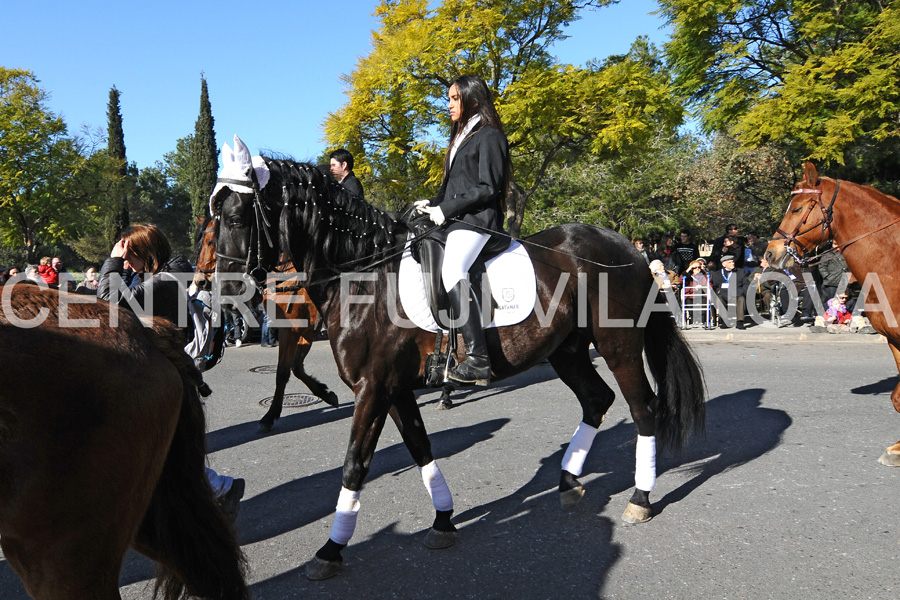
[305,383,391,580]
[389,389,457,548]
[878,340,900,466]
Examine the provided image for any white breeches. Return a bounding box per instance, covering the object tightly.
[441,229,490,291]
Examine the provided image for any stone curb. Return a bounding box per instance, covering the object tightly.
[679,325,886,343]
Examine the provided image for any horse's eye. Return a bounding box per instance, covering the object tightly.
[228,217,244,227]
[791,206,803,214]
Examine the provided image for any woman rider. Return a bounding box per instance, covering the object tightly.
[415,75,510,386]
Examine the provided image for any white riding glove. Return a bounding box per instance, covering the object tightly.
[414,199,431,214]
[423,206,446,226]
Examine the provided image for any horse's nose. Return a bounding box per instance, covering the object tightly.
[764,249,774,263]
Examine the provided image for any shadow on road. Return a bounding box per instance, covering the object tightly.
[850,376,899,396]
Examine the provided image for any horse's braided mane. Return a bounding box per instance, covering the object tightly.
[266,157,408,275]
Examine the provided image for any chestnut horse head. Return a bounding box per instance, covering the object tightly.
[764,162,840,269]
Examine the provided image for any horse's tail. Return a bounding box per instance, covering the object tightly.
[138,320,249,600]
[643,309,706,452]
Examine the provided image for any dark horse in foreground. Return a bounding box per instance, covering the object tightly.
[766,161,900,466]
[214,154,706,580]
[194,216,338,433]
[0,283,248,599]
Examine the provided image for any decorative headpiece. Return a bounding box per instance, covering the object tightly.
[209,134,270,214]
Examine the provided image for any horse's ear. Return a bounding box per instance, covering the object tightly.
[221,142,234,168]
[233,135,252,170]
[803,161,819,185]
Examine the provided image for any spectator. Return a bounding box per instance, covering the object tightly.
[713,235,746,272]
[25,265,42,284]
[329,148,364,198]
[37,256,58,286]
[75,266,99,295]
[649,259,679,295]
[747,232,768,261]
[673,229,700,268]
[657,235,681,273]
[709,224,744,270]
[682,259,711,327]
[260,303,278,348]
[711,254,748,329]
[0,266,20,285]
[818,250,852,306]
[824,292,853,333]
[53,258,76,291]
[633,238,652,264]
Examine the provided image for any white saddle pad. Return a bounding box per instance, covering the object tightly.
[398,240,536,333]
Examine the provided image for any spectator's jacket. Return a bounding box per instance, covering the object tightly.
[711,267,748,299]
[98,255,194,335]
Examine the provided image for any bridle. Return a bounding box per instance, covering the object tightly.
[213,169,278,292]
[772,180,840,265]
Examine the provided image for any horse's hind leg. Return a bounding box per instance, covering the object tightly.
[548,337,616,510]
[292,327,339,407]
[599,338,659,524]
[258,327,301,434]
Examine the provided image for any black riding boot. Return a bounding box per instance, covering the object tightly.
[446,280,491,386]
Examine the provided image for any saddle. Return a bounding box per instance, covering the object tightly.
[409,218,510,330]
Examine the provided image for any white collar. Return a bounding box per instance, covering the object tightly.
[448,114,482,167]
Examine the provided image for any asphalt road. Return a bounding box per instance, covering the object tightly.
[2,327,898,599]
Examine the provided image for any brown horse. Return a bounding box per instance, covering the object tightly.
[213,155,706,580]
[194,216,338,433]
[765,161,900,466]
[0,283,248,599]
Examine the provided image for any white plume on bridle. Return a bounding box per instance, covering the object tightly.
[208,134,270,215]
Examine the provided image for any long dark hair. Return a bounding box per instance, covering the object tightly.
[443,75,512,217]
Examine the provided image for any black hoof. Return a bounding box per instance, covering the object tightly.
[305,556,342,580]
[257,421,274,435]
[322,391,339,408]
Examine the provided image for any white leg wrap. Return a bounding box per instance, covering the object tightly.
[420,460,453,512]
[329,487,361,545]
[634,435,657,492]
[561,421,600,477]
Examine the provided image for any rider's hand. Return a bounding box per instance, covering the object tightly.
[423,206,446,226]
[414,199,431,214]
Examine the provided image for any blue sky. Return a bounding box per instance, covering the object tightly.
[1,0,670,171]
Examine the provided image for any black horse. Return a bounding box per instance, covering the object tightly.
[213,155,706,580]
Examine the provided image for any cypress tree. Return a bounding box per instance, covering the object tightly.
[106,86,129,242]
[190,75,218,221]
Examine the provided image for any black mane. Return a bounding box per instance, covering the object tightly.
[269,158,407,276]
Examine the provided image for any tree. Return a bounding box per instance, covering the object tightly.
[105,85,130,244]
[190,76,218,223]
[660,0,900,190]
[0,67,116,262]
[324,0,683,237]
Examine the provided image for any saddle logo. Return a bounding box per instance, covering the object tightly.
[502,288,515,303]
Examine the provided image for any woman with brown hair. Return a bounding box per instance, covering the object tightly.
[414,74,510,386]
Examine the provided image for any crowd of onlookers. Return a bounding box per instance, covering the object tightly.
[634,224,874,334]
[0,257,99,294]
